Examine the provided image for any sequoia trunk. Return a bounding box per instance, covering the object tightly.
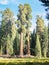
[20,32,23,57]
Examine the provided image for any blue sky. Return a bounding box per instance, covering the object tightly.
[0,0,48,32]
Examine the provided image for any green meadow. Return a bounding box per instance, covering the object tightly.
[0,58,49,65]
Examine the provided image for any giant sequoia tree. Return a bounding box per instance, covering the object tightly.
[24,4,32,56]
[1,8,16,55]
[17,4,27,57]
[17,4,32,57]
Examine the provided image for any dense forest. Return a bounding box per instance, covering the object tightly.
[0,0,49,59]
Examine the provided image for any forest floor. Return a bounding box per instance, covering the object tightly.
[0,58,49,65]
[0,57,49,63]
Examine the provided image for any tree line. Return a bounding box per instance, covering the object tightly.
[0,3,49,58]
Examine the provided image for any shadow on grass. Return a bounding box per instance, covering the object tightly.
[0,62,49,65]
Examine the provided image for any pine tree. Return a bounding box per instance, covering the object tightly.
[13,31,20,55]
[30,29,36,55]
[36,15,44,56]
[42,27,48,58]
[35,34,41,58]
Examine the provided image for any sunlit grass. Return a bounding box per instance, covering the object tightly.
[0,57,49,63]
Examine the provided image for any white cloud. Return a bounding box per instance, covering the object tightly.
[44,19,48,26]
[13,15,17,21]
[0,0,20,5]
[36,12,46,18]
[0,0,8,5]
[29,21,36,32]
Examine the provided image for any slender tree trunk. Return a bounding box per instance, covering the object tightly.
[0,45,2,55]
[19,32,23,57]
[27,34,30,56]
[44,51,47,58]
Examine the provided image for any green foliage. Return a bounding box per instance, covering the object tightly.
[13,31,20,55]
[42,27,48,57]
[2,8,13,21]
[24,4,32,56]
[0,4,32,56]
[17,4,27,56]
[36,15,44,35]
[1,8,16,55]
[39,0,49,19]
[17,4,32,56]
[36,15,45,57]
[47,22,49,57]
[35,34,41,58]
[30,29,36,55]
[39,0,49,7]
[17,4,27,33]
[0,3,49,59]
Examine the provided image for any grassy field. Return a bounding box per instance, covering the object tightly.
[0,58,49,65]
